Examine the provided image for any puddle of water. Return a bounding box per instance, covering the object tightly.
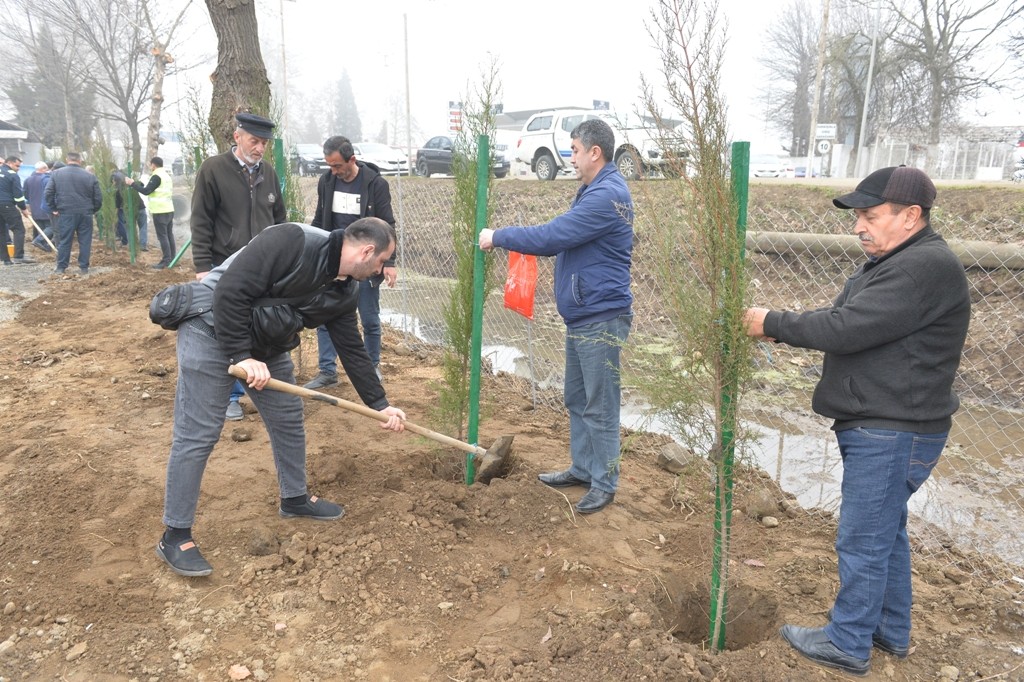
[379,306,1024,566]
[621,396,1024,567]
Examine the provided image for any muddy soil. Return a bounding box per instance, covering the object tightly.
[1,183,1023,681]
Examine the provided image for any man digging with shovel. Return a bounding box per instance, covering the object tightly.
[156,217,407,577]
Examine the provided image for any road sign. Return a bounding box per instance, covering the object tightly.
[817,139,832,154]
[815,123,837,139]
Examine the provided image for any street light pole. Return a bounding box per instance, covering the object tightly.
[855,0,881,178]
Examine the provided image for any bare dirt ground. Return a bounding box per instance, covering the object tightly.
[2,184,1024,681]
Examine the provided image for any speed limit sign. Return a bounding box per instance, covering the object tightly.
[817,139,832,154]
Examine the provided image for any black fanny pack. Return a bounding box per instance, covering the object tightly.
[149,281,214,330]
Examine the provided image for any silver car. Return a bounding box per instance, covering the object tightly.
[352,142,410,176]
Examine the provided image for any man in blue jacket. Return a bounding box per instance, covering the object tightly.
[24,161,53,253]
[743,166,970,676]
[479,118,633,515]
[44,152,103,275]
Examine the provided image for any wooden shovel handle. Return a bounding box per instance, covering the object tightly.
[227,364,485,456]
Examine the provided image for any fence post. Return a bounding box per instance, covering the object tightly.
[466,134,491,484]
[709,141,750,651]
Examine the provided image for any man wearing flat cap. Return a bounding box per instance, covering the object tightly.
[743,166,970,677]
[191,111,287,421]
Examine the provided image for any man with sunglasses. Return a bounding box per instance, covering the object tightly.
[304,135,397,389]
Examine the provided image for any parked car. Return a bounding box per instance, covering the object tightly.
[414,135,510,178]
[290,143,329,176]
[352,142,409,176]
[515,108,678,181]
[749,154,789,178]
[793,165,820,178]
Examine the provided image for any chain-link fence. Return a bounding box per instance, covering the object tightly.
[288,175,1023,581]
[164,172,1023,580]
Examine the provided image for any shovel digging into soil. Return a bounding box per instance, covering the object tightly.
[228,364,513,483]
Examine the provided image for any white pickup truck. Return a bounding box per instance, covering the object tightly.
[514,109,677,180]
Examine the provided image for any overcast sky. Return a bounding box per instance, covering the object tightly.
[160,0,1020,153]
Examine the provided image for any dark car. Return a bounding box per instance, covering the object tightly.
[414,135,510,178]
[290,143,329,176]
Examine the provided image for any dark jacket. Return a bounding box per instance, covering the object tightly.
[190,149,287,272]
[203,223,387,410]
[45,164,102,214]
[23,171,51,218]
[311,161,397,273]
[492,162,634,327]
[0,164,27,209]
[763,226,971,433]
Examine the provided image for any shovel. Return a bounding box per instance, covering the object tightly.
[26,215,57,253]
[228,364,512,483]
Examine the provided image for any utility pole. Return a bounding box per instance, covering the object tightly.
[279,0,295,142]
[855,0,880,178]
[805,0,831,179]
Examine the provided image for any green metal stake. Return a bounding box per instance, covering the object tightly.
[708,141,750,651]
[465,134,491,485]
[168,237,191,269]
[272,138,286,196]
[125,161,137,264]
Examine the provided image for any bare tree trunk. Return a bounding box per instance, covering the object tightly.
[142,0,192,164]
[63,88,76,150]
[204,0,272,152]
[146,43,170,164]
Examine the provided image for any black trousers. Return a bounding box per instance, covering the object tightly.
[0,202,25,261]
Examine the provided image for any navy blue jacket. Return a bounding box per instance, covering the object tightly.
[0,164,26,209]
[45,164,102,214]
[492,162,633,327]
[23,171,51,218]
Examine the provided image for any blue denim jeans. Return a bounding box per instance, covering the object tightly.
[563,314,632,494]
[136,209,148,249]
[316,279,382,374]
[824,427,946,660]
[162,321,308,528]
[55,212,93,271]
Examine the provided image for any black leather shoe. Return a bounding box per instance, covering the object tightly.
[538,470,589,488]
[871,636,909,658]
[575,488,615,514]
[826,608,909,658]
[780,625,869,677]
[155,538,213,577]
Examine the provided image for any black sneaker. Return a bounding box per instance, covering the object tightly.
[279,495,345,520]
[155,538,213,577]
